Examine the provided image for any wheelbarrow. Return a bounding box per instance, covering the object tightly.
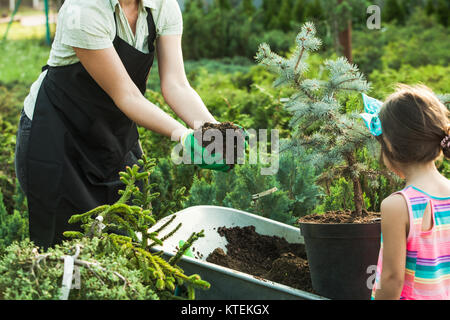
[148,205,326,300]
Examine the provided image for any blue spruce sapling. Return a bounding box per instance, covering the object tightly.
[256,22,373,216]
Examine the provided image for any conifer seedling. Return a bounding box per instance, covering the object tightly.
[256,22,374,216]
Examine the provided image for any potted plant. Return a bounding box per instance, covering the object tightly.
[256,22,386,300]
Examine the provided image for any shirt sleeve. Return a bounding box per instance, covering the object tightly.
[60,2,114,50]
[159,0,183,36]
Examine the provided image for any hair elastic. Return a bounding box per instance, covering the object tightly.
[441,135,450,150]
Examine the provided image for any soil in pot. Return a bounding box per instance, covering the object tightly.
[298,210,381,300]
[298,209,381,224]
[206,225,315,293]
[194,122,247,169]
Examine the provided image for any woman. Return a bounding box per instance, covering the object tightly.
[14,0,224,249]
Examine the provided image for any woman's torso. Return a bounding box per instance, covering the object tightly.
[23,0,183,120]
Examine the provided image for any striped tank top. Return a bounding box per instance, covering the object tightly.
[371,185,450,300]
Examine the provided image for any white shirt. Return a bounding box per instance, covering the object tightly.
[24,0,183,119]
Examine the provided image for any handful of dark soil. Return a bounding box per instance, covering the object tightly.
[193,122,247,168]
[206,226,314,293]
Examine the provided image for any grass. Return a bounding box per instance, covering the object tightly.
[0,37,50,84]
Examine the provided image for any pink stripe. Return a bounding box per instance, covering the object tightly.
[408,245,450,259]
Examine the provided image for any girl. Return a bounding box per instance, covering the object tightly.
[365,84,450,300]
[14,0,229,249]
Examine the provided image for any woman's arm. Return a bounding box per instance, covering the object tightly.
[156,34,218,129]
[374,194,409,300]
[73,46,188,141]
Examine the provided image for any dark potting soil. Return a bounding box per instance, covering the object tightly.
[297,210,381,224]
[206,225,314,293]
[194,122,246,168]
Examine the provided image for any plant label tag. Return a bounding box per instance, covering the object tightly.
[60,255,75,300]
[72,266,81,290]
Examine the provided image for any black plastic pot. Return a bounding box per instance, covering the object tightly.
[299,221,381,300]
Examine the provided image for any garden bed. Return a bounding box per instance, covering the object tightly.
[206,225,315,294]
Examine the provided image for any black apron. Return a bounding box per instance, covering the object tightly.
[26,8,156,249]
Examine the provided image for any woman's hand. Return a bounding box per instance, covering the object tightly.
[73,46,187,141]
[156,34,218,129]
[180,129,230,172]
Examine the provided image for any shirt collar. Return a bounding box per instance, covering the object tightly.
[142,0,157,9]
[110,0,156,10]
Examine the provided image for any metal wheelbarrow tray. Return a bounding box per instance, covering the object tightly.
[149,205,326,300]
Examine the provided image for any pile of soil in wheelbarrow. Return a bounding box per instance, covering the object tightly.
[206,225,314,293]
[297,210,381,224]
[193,122,246,169]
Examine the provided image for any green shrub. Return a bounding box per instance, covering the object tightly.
[0,238,159,300]
[186,162,296,224]
[0,118,19,214]
[314,177,361,213]
[186,146,322,224]
[0,84,29,124]
[425,0,449,26]
[182,0,300,61]
[381,22,449,70]
[277,146,324,217]
[0,188,28,253]
[384,0,407,24]
[368,64,450,100]
[353,9,449,75]
[149,157,193,220]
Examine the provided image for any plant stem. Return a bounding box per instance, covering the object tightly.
[295,47,305,72]
[346,152,364,217]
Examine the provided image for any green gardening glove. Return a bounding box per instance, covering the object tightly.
[181,129,231,172]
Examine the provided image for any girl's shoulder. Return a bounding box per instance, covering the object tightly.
[381,193,409,215]
[380,193,410,233]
